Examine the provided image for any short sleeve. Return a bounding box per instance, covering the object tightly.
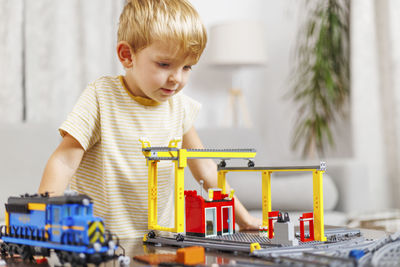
[59,83,101,151]
[182,94,201,134]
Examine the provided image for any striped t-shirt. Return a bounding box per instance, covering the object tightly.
[59,75,201,238]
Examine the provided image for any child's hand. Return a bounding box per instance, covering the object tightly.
[238,215,262,231]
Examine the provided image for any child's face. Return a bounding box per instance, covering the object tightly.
[126,40,196,102]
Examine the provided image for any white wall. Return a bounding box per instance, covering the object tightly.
[0,0,124,124]
[350,0,388,210]
[188,0,352,161]
[389,0,400,206]
[3,0,391,215]
[0,0,352,159]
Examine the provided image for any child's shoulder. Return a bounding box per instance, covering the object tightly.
[88,75,121,89]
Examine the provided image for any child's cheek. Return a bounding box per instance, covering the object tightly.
[181,73,190,87]
[161,73,171,86]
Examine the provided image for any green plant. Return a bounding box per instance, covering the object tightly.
[290,0,350,157]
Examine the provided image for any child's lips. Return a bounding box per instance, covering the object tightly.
[161,88,175,95]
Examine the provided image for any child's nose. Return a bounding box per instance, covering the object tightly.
[168,70,182,84]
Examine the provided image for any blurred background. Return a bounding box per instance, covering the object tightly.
[1,0,400,230]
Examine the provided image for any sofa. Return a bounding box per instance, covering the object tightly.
[185,128,371,228]
[0,124,369,228]
[0,123,61,221]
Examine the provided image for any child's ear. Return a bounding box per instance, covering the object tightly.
[117,41,134,68]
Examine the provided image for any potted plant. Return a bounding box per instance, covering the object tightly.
[289,0,350,158]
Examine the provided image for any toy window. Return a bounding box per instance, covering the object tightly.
[64,206,71,217]
[75,206,80,215]
[205,207,217,237]
[222,206,233,235]
[46,207,51,222]
[77,206,83,215]
[53,207,60,223]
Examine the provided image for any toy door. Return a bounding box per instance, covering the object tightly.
[222,206,233,235]
[205,207,217,237]
[49,206,62,243]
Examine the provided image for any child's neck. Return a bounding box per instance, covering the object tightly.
[119,76,160,106]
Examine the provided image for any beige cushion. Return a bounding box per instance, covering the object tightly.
[248,210,348,227]
[186,170,338,212]
[0,123,60,220]
[186,128,339,212]
[226,171,338,211]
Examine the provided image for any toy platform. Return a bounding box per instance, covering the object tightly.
[144,228,400,266]
[144,227,361,253]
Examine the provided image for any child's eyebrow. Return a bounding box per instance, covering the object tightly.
[154,52,187,61]
[155,56,173,61]
[154,54,196,65]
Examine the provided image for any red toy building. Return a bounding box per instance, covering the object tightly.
[299,212,315,242]
[184,189,235,237]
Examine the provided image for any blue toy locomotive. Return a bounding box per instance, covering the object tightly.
[0,192,129,266]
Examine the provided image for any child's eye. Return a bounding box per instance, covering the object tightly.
[183,65,192,70]
[157,62,170,68]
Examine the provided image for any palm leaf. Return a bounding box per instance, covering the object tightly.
[289,0,350,158]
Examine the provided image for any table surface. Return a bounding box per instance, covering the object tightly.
[0,227,389,266]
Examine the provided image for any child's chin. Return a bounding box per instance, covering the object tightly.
[157,95,174,101]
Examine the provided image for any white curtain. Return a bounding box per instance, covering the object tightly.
[0,0,124,123]
[351,0,400,210]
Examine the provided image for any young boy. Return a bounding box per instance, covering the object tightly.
[39,0,260,238]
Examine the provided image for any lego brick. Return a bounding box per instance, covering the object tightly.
[270,221,299,246]
[176,246,205,265]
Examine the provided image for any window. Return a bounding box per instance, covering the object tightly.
[53,207,60,223]
[46,206,51,222]
[205,208,217,237]
[64,206,71,217]
[222,206,233,235]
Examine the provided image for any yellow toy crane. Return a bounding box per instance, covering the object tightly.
[217,162,327,241]
[140,138,327,242]
[140,138,256,234]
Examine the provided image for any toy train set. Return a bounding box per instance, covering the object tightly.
[3,138,400,266]
[0,191,129,266]
[140,139,400,266]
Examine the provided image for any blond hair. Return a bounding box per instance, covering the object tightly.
[118,0,207,62]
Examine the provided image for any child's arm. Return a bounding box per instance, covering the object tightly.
[182,126,262,230]
[38,134,85,196]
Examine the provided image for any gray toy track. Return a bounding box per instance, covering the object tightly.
[144,228,400,266]
[252,229,400,266]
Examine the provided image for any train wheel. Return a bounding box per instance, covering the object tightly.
[88,252,102,265]
[63,251,73,265]
[73,252,87,266]
[0,243,8,258]
[55,250,65,265]
[8,244,20,258]
[56,250,74,265]
[20,245,34,262]
[39,247,50,257]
